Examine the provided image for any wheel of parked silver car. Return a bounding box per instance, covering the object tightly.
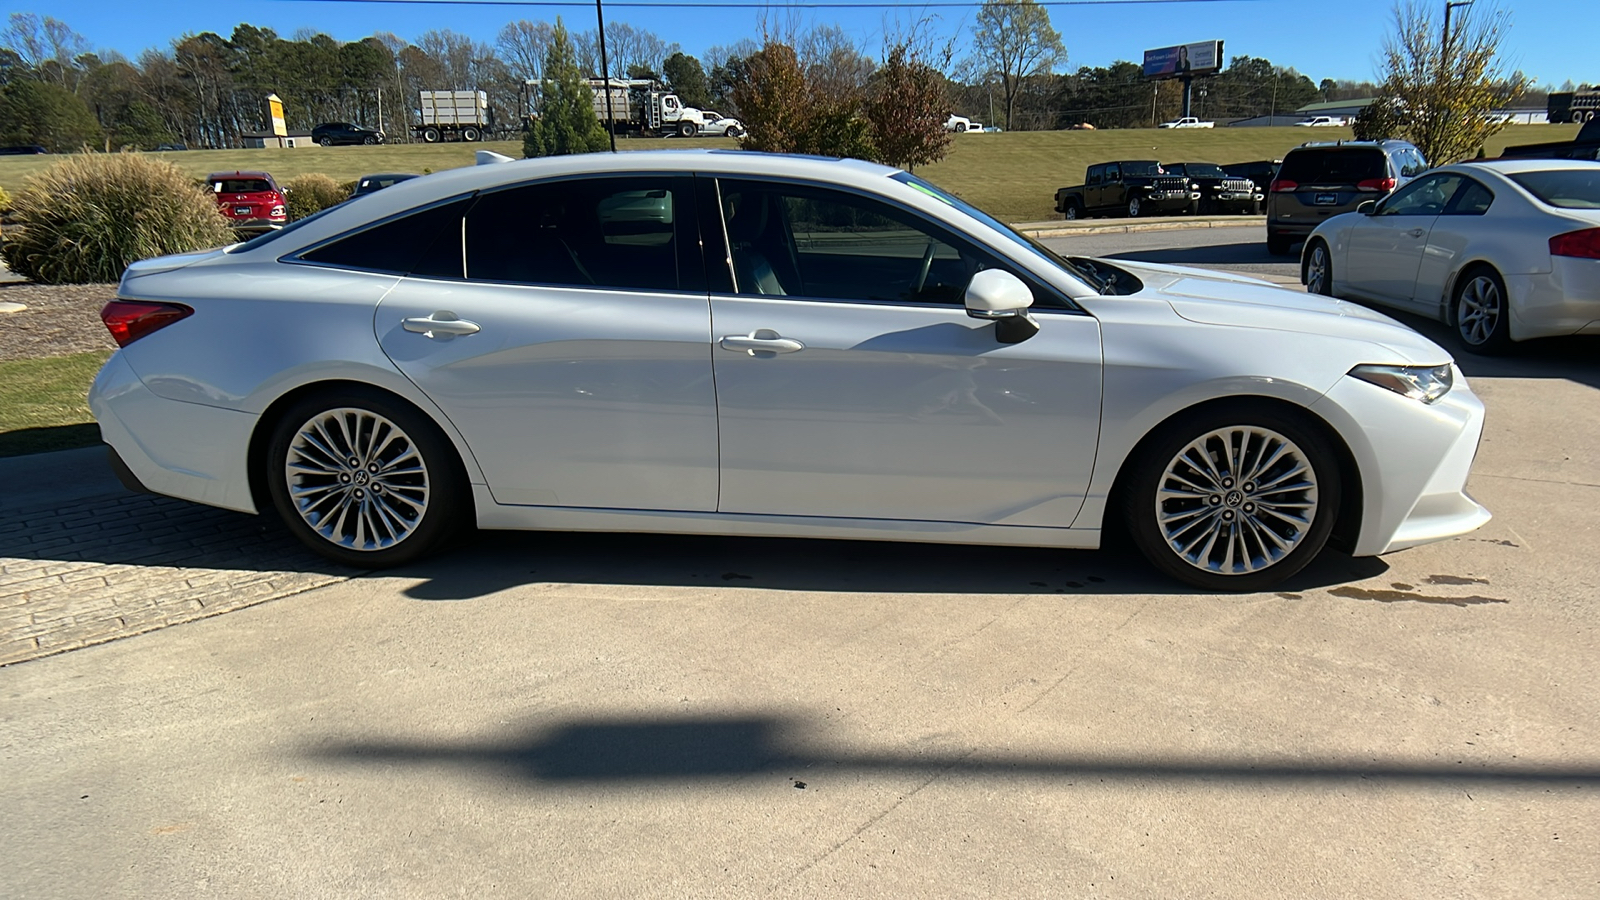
[1127,196,1142,218]
[1123,403,1341,592]
[1303,240,1334,296]
[266,389,469,568]
[1453,266,1511,354]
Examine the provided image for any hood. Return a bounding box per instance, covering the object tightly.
[1107,259,1451,365]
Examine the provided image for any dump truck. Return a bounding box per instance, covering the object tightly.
[586,79,722,137]
[415,90,490,143]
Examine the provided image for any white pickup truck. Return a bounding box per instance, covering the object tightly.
[1158,117,1214,129]
[1295,116,1345,127]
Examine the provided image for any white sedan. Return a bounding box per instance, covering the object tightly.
[1301,159,1600,352]
[91,150,1489,591]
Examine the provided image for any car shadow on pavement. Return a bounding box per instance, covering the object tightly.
[394,529,1388,602]
[1384,311,1600,389]
[304,710,1600,789]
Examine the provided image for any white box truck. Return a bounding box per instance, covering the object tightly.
[415,90,489,143]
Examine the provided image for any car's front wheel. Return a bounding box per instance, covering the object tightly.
[1122,404,1341,592]
[266,390,470,568]
[1303,239,1333,295]
[363,135,376,145]
[1454,266,1512,354]
[1127,196,1142,218]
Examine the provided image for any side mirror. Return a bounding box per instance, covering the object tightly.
[965,269,1039,344]
[1358,200,1376,215]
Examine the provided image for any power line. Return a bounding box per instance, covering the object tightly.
[269,0,1268,9]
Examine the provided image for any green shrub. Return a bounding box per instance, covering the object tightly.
[284,173,349,221]
[338,180,358,197]
[0,153,233,285]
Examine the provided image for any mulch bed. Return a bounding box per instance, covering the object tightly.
[0,282,118,362]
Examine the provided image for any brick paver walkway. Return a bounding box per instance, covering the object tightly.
[0,490,353,666]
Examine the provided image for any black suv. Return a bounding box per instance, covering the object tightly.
[311,122,385,147]
[1222,159,1280,212]
[1054,161,1201,219]
[1163,162,1262,214]
[1265,140,1426,255]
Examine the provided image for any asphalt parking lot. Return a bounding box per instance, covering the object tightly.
[3,224,1597,898]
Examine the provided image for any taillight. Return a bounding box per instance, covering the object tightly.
[1550,228,1600,260]
[1357,177,1398,192]
[100,300,193,347]
[1271,179,1298,192]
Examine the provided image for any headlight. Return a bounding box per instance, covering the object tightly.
[1348,363,1453,404]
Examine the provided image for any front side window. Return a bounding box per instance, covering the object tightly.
[1378,173,1464,216]
[464,175,701,292]
[718,180,982,306]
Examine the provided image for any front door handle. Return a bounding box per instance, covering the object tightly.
[1406,228,1426,238]
[402,311,481,339]
[719,329,805,355]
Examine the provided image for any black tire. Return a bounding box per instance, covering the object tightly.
[726,125,743,138]
[1062,200,1082,220]
[363,136,376,145]
[1266,232,1294,256]
[422,127,441,143]
[266,388,470,568]
[1126,196,1142,218]
[1452,265,1512,354]
[679,121,697,137]
[461,127,480,142]
[1122,402,1342,592]
[1185,200,1201,216]
[318,137,333,147]
[954,122,968,133]
[1303,239,1334,295]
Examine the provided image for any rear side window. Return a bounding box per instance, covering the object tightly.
[1508,170,1600,209]
[295,197,472,275]
[464,175,702,292]
[1278,149,1385,184]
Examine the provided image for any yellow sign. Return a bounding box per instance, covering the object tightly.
[267,94,287,138]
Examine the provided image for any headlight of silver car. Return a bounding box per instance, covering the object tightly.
[1348,363,1453,404]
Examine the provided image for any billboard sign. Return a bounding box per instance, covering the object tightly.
[1143,40,1223,79]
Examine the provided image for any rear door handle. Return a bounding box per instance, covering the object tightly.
[719,330,805,355]
[402,311,481,339]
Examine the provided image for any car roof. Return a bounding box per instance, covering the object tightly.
[1461,158,1600,174]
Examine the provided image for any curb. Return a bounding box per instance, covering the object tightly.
[1016,216,1266,239]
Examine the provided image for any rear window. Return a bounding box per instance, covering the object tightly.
[1507,169,1600,209]
[212,179,273,194]
[1278,149,1386,184]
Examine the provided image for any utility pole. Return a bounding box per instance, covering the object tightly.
[596,0,617,152]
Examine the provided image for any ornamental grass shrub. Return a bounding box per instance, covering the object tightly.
[284,173,348,221]
[0,153,233,285]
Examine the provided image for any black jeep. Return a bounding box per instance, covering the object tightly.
[1054,161,1200,219]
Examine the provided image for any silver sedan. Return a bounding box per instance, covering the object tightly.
[91,151,1489,591]
[1301,158,1600,353]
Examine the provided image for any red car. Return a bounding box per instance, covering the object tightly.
[206,170,287,234]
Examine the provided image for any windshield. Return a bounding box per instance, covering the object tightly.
[891,171,1099,292]
[1183,163,1227,178]
[1121,161,1164,177]
[1508,169,1600,209]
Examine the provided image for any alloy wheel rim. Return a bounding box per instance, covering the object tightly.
[1307,245,1329,294]
[1457,276,1501,346]
[1129,198,1141,216]
[1155,426,1318,576]
[285,408,430,551]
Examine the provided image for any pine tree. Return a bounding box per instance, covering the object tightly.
[523,18,608,158]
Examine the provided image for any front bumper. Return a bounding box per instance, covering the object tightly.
[1143,191,1201,211]
[1312,365,1490,557]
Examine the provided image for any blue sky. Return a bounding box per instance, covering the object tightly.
[30,0,1598,86]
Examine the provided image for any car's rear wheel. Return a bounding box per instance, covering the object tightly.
[1127,197,1142,218]
[1454,266,1512,354]
[1062,200,1081,220]
[1123,404,1340,592]
[1303,239,1333,295]
[318,137,333,147]
[266,389,469,568]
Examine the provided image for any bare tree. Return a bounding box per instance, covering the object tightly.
[970,0,1065,131]
[1377,0,1527,164]
[498,20,552,83]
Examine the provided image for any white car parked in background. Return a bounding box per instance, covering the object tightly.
[696,112,745,138]
[1301,159,1600,353]
[1295,116,1346,127]
[91,150,1489,591]
[945,115,984,133]
[1159,117,1214,128]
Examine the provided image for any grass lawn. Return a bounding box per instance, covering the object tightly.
[0,124,1579,224]
[0,350,112,457]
